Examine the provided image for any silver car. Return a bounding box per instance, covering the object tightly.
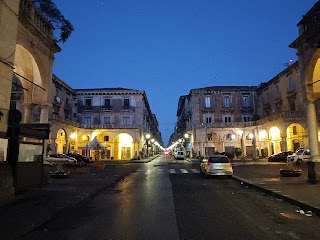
[46,154,77,164]
[200,155,233,178]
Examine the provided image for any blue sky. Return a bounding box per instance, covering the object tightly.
[52,0,318,146]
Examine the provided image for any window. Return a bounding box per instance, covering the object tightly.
[293,126,297,135]
[224,116,231,123]
[84,117,91,124]
[288,76,295,91]
[85,99,92,107]
[242,96,250,107]
[290,100,296,111]
[223,96,231,108]
[104,117,111,124]
[205,96,211,108]
[226,133,233,141]
[104,99,111,107]
[243,116,251,122]
[275,85,280,97]
[123,116,130,125]
[206,116,212,123]
[207,133,212,141]
[123,99,130,109]
[104,136,109,142]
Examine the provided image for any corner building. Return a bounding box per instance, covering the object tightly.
[48,76,162,160]
[173,61,313,159]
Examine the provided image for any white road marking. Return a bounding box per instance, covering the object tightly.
[169,169,176,174]
[180,169,188,174]
[145,170,152,174]
[190,168,200,173]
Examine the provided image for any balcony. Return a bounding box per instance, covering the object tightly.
[80,124,141,129]
[102,106,112,111]
[188,122,255,130]
[287,88,297,98]
[281,111,304,118]
[240,106,253,113]
[19,0,54,40]
[220,106,234,113]
[83,106,92,112]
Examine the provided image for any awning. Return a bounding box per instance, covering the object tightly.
[87,136,105,149]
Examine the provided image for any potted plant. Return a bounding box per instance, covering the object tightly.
[280,159,302,177]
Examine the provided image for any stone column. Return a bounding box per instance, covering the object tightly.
[306,100,320,183]
[23,103,33,123]
[40,104,50,123]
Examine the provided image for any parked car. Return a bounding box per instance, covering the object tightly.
[200,155,233,178]
[66,153,91,163]
[174,151,184,160]
[46,154,77,164]
[268,151,293,162]
[287,148,310,163]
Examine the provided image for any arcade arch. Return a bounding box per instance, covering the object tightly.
[55,129,67,154]
[286,123,306,152]
[113,133,134,160]
[269,127,281,155]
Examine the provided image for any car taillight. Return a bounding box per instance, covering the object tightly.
[207,161,210,167]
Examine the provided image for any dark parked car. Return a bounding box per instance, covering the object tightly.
[268,151,293,162]
[67,153,91,163]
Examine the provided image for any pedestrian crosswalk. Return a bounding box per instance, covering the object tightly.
[135,168,201,175]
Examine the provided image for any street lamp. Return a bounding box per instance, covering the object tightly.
[146,133,151,157]
[151,138,155,155]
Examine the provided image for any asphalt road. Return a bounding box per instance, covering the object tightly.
[21,156,320,240]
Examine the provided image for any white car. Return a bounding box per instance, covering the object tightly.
[46,154,77,164]
[200,155,233,178]
[174,151,185,160]
[287,148,310,163]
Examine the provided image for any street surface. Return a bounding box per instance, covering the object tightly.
[21,156,320,240]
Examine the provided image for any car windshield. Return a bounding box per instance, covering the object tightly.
[209,156,229,163]
[296,149,305,155]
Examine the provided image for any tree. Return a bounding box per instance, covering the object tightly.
[32,0,74,43]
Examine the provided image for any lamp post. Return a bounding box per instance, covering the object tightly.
[146,133,150,157]
[151,138,155,156]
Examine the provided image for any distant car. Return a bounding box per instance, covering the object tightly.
[46,154,77,164]
[174,151,184,160]
[287,148,310,163]
[66,153,91,163]
[268,151,293,162]
[200,155,233,178]
[164,150,170,156]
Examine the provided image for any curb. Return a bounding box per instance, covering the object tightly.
[232,175,320,217]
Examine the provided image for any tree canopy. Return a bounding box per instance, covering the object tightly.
[32,0,74,43]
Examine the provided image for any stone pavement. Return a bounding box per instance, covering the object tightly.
[232,161,320,217]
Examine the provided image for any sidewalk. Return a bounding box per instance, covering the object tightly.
[0,156,158,239]
[232,162,320,217]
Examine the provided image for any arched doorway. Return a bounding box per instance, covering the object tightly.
[269,127,281,154]
[113,133,134,160]
[56,129,67,154]
[286,123,306,152]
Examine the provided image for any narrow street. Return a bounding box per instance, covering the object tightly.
[21,156,320,240]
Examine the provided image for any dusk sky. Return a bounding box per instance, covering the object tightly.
[52,0,318,146]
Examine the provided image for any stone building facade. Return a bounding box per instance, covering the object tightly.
[172,60,316,159]
[48,76,162,160]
